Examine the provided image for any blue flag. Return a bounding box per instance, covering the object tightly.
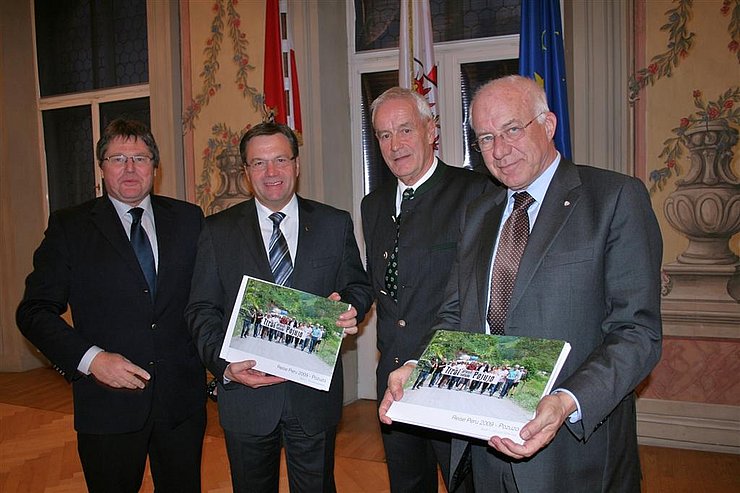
[519,0,572,160]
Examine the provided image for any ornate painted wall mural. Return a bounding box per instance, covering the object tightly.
[632,0,739,407]
[181,0,265,213]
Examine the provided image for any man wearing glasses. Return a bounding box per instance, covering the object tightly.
[186,122,373,492]
[17,119,207,492]
[380,75,663,492]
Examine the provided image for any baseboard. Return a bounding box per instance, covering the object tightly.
[637,398,740,454]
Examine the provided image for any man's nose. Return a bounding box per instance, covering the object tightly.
[492,136,511,160]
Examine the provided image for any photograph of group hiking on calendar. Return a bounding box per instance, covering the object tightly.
[219,276,349,391]
[386,330,571,444]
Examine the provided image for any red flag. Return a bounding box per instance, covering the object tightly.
[263,0,302,136]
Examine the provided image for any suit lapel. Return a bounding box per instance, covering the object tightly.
[473,190,507,332]
[237,199,273,282]
[90,197,145,285]
[374,184,398,288]
[151,196,174,305]
[292,196,315,286]
[509,161,582,319]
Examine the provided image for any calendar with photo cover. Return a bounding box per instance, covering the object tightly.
[219,276,349,391]
[386,330,570,444]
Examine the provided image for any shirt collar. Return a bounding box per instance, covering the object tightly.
[506,152,561,205]
[254,194,299,223]
[109,194,153,221]
[395,156,438,200]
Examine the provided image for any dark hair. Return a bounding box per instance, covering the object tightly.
[96,119,160,167]
[239,122,299,164]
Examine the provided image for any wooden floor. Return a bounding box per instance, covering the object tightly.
[1,368,738,492]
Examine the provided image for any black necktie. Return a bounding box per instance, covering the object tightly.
[129,207,156,300]
[385,187,414,302]
[487,192,535,334]
[268,212,293,286]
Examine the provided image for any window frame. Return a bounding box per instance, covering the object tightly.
[348,35,519,203]
[36,84,151,201]
[30,0,164,217]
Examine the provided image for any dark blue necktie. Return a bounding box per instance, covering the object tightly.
[384,187,414,302]
[129,207,156,300]
[268,212,293,286]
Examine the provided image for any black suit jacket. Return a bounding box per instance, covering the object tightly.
[438,160,663,492]
[185,196,373,436]
[361,162,494,397]
[17,195,206,434]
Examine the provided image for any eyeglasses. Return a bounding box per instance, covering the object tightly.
[245,157,296,171]
[472,112,545,152]
[103,154,153,166]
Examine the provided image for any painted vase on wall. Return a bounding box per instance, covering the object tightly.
[663,121,740,267]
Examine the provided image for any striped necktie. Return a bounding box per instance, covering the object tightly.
[268,212,293,286]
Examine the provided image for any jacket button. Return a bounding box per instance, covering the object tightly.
[397,320,406,327]
[151,323,157,330]
[383,251,389,260]
[394,357,400,364]
[148,361,155,366]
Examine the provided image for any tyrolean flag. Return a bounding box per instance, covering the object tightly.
[399,0,439,152]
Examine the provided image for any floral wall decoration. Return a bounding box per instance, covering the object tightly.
[196,122,252,213]
[183,0,260,131]
[181,0,267,213]
[629,0,740,103]
[628,0,695,103]
[723,0,740,62]
[650,87,740,192]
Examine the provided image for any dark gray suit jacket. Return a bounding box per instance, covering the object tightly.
[361,162,494,398]
[439,160,663,492]
[17,195,206,434]
[186,196,373,436]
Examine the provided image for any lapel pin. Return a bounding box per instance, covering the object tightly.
[564,201,571,207]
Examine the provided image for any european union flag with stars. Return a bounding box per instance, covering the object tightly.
[519,0,572,160]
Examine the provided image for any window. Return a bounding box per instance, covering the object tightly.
[34,0,150,212]
[355,0,520,51]
[350,1,521,195]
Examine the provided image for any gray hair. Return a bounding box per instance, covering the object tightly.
[469,75,550,127]
[370,87,434,127]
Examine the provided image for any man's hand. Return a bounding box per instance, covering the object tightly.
[488,392,575,459]
[89,352,151,389]
[329,292,359,336]
[378,363,415,424]
[225,360,286,388]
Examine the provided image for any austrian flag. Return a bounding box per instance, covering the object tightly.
[263,0,302,138]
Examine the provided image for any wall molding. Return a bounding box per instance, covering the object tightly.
[565,0,631,174]
[637,398,740,454]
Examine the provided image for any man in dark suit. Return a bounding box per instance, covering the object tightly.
[361,87,492,492]
[16,119,206,493]
[185,122,373,493]
[380,75,663,492]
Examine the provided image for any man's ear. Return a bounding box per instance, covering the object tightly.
[426,117,437,146]
[544,111,558,141]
